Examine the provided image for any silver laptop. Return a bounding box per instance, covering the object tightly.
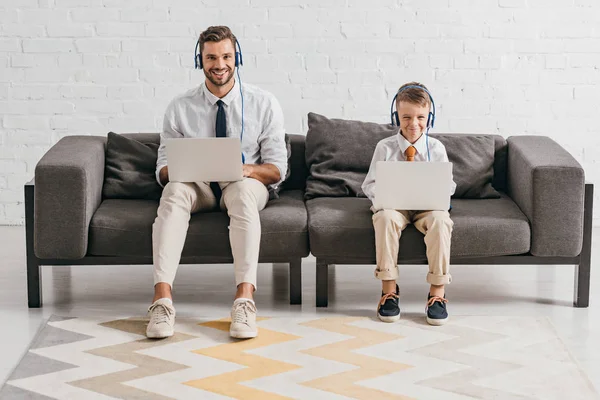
[166,138,243,183]
[374,161,452,211]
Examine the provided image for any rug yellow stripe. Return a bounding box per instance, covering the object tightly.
[185,319,301,399]
[301,317,415,400]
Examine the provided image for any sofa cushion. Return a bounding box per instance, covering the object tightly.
[304,113,502,200]
[434,134,500,199]
[306,193,530,260]
[103,132,163,200]
[305,112,395,200]
[88,190,309,259]
[282,134,309,192]
[491,135,508,192]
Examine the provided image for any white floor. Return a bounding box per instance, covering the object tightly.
[1,225,599,395]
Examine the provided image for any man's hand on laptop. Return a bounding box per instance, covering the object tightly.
[242,163,280,186]
[242,164,255,178]
[159,166,169,186]
[159,164,279,187]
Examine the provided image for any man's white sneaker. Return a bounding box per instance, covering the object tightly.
[146,299,175,339]
[230,299,258,339]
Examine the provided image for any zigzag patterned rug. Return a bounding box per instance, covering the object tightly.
[1,315,598,400]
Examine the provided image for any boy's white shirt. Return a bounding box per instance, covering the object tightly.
[361,130,457,211]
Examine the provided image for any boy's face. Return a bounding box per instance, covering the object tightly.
[397,101,430,144]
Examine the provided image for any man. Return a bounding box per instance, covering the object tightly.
[147,26,287,340]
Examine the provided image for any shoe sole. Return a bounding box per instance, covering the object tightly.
[377,313,401,323]
[146,328,174,339]
[230,330,258,339]
[426,316,448,326]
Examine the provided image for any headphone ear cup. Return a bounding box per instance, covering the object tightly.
[393,111,399,126]
[429,112,435,128]
[197,54,203,70]
[235,52,239,67]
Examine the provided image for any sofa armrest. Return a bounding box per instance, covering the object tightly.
[34,136,106,259]
[507,136,584,257]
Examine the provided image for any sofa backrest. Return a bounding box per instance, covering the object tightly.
[116,132,505,194]
[284,134,309,191]
[122,132,159,145]
[432,133,508,193]
[302,112,510,199]
[491,135,508,192]
[119,133,309,192]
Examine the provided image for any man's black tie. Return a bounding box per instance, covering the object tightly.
[210,100,226,206]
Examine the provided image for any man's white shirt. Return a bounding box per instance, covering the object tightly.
[156,79,288,188]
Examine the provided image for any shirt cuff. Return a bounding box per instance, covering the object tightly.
[272,161,287,186]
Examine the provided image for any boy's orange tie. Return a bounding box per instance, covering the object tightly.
[405,145,416,161]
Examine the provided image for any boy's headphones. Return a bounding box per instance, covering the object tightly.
[390,85,436,128]
[194,38,243,70]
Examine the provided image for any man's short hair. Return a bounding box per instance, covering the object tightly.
[198,25,236,53]
[395,82,431,108]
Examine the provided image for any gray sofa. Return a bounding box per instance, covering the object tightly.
[25,116,594,309]
[300,113,593,308]
[27,133,309,308]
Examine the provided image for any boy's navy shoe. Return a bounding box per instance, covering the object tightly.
[377,284,400,323]
[426,293,448,326]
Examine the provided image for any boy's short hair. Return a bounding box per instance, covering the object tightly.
[395,82,431,108]
[199,26,236,53]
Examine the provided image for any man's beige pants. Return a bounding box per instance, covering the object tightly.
[372,209,453,285]
[152,178,269,289]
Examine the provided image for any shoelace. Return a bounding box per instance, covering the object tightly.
[426,296,448,312]
[378,292,399,312]
[232,302,255,325]
[148,303,173,325]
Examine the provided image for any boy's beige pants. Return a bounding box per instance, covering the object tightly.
[372,209,453,285]
[152,178,269,289]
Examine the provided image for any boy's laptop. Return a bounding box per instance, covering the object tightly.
[166,138,243,183]
[374,161,452,211]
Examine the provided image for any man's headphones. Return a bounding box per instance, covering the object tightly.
[194,38,243,70]
[390,85,436,128]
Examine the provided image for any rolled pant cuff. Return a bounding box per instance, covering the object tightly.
[426,272,452,286]
[154,274,175,288]
[374,266,399,281]
[236,271,257,290]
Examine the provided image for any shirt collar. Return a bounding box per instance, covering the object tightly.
[396,129,428,156]
[201,78,240,106]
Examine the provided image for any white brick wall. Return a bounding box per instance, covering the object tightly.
[1,0,599,227]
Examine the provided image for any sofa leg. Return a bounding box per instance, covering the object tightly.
[25,182,42,308]
[316,261,328,308]
[574,183,593,308]
[289,258,302,305]
[27,255,42,308]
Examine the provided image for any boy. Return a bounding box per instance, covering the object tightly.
[361,82,456,326]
